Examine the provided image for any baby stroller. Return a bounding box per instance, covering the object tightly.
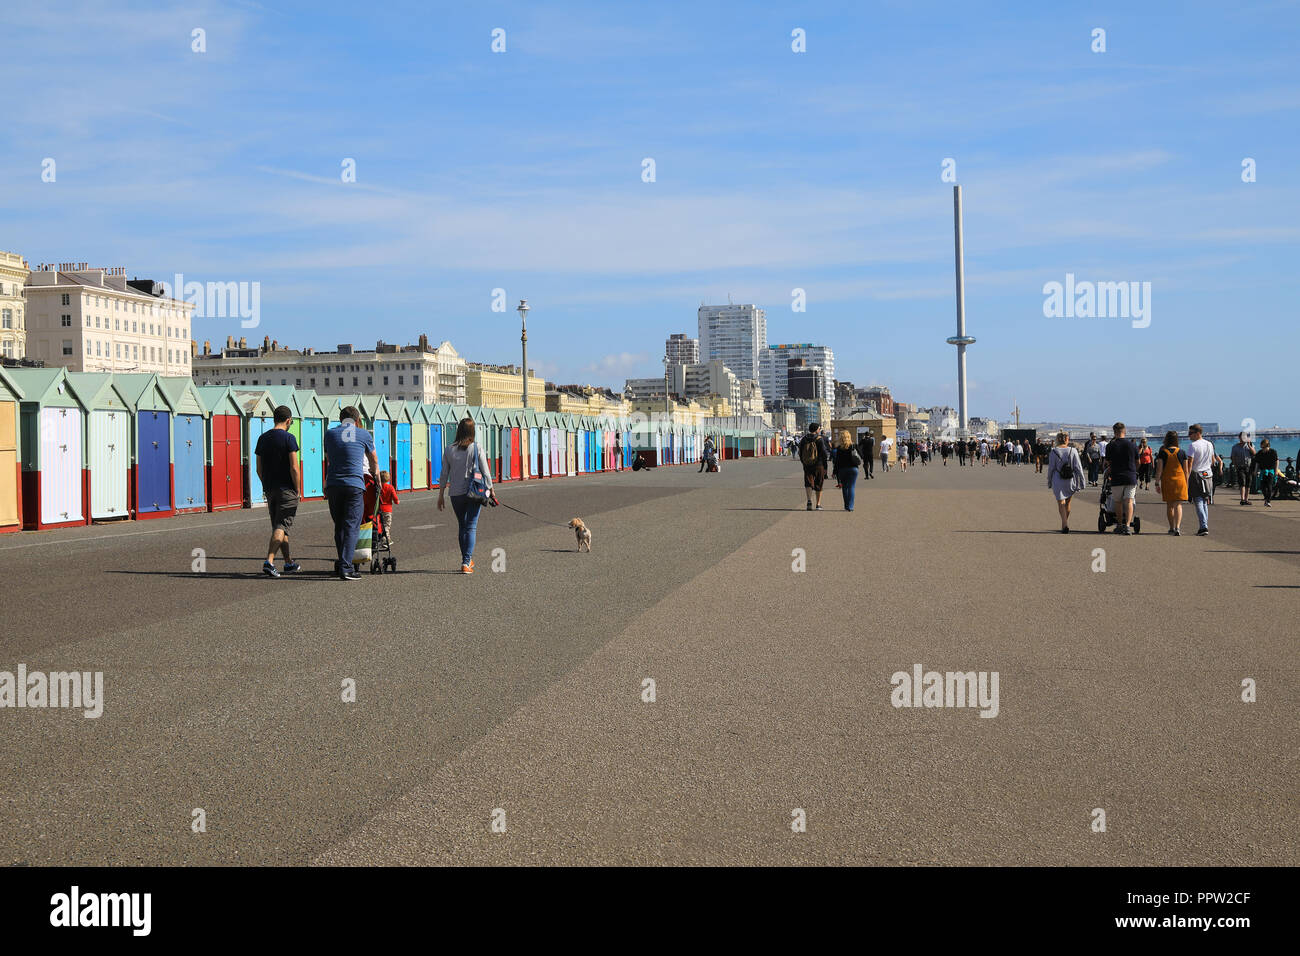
[1097,473,1141,534]
[362,473,397,574]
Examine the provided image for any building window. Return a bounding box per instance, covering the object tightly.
[367,377,373,386]
[398,375,404,385]
[64,341,74,356]
[281,379,287,386]
[337,378,343,387]
[1,310,11,329]
[352,377,358,387]
[309,378,316,387]
[295,379,302,387]
[133,345,139,359]
[116,343,122,358]
[383,376,389,385]
[2,342,12,358]
[132,322,137,332]
[61,293,70,306]
[95,340,101,356]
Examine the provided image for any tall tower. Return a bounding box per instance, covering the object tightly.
[945,185,976,437]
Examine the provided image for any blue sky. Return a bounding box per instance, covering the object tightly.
[2,0,1298,426]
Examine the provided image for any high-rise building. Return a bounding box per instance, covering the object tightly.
[759,343,834,406]
[24,263,194,374]
[0,252,30,360]
[698,303,765,383]
[664,333,698,366]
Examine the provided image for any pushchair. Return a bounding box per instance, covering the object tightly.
[362,473,397,574]
[1097,474,1141,534]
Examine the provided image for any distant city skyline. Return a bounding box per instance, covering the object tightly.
[4,1,1297,428]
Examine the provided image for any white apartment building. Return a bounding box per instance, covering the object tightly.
[664,332,699,366]
[697,303,766,383]
[759,343,835,406]
[23,263,194,373]
[192,334,467,404]
[0,252,29,360]
[626,359,761,414]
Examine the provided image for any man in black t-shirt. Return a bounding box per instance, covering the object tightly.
[254,405,303,577]
[1103,422,1139,535]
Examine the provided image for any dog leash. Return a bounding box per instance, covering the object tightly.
[492,496,572,528]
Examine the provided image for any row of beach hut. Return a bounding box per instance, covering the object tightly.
[0,369,778,532]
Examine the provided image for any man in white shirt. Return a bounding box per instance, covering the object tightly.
[1185,424,1219,535]
[879,436,893,472]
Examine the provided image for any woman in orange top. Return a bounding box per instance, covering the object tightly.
[1137,437,1155,490]
[1153,430,1190,535]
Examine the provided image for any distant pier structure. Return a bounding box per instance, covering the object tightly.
[946,185,976,438]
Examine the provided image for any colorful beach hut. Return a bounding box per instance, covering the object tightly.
[197,386,244,511]
[111,373,175,519]
[8,368,87,530]
[406,402,430,490]
[157,376,209,513]
[0,367,22,533]
[64,373,133,521]
[229,388,276,507]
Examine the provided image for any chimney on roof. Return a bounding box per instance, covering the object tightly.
[271,339,278,351]
[204,340,211,356]
[226,335,235,348]
[418,333,429,351]
[263,335,270,352]
[238,336,247,349]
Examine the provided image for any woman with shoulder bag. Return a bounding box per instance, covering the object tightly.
[831,430,862,511]
[1047,432,1086,533]
[438,417,494,574]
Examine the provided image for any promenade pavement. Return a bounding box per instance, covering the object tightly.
[1,454,1295,865]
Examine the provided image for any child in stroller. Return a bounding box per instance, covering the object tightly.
[362,471,398,573]
[1097,473,1141,534]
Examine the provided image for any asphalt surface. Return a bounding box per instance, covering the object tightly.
[1,455,1296,865]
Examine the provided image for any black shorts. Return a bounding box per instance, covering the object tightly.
[803,464,826,491]
[267,487,298,532]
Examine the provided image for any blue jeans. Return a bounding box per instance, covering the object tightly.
[1192,494,1210,530]
[451,494,483,565]
[840,467,858,510]
[326,484,364,574]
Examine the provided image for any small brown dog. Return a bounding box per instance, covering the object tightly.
[568,518,592,553]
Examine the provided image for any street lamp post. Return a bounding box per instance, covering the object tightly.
[517,299,530,408]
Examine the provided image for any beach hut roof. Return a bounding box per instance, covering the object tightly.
[155,376,207,416]
[196,384,241,416]
[0,366,24,401]
[100,372,169,411]
[4,367,78,407]
[63,372,133,412]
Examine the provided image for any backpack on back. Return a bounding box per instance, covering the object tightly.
[1056,448,1075,480]
[800,439,820,467]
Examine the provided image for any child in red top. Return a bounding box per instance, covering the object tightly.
[377,470,399,539]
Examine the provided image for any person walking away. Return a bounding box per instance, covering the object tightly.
[1047,432,1085,532]
[898,440,909,472]
[832,431,862,511]
[1084,434,1101,485]
[438,416,495,573]
[255,404,303,577]
[1186,424,1218,536]
[1136,438,1154,490]
[798,422,831,510]
[879,434,892,473]
[1103,422,1139,535]
[377,469,399,542]
[956,438,966,467]
[1255,438,1279,507]
[324,405,379,581]
[1154,430,1189,534]
[859,430,875,479]
[699,436,715,473]
[1230,431,1256,505]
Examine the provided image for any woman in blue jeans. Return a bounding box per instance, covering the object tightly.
[831,431,862,511]
[437,417,494,574]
